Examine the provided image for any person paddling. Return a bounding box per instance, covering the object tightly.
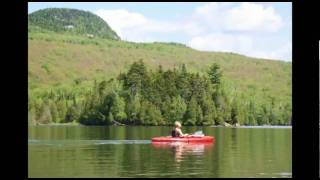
[172,121,189,137]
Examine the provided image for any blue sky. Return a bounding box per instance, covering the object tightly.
[29,2,292,61]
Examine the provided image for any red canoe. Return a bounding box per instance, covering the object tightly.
[152,135,215,143]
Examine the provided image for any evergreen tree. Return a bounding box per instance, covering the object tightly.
[176,64,191,100]
[256,104,269,125]
[196,105,203,125]
[28,106,37,125]
[108,112,114,124]
[123,59,149,97]
[56,100,67,122]
[163,96,187,124]
[139,100,163,125]
[50,101,59,123]
[162,70,178,97]
[215,110,224,125]
[65,106,80,123]
[261,104,269,125]
[201,93,216,125]
[281,103,291,125]
[231,99,239,125]
[184,96,198,125]
[138,100,147,125]
[98,80,107,98]
[208,63,222,85]
[38,101,52,124]
[247,100,257,125]
[162,96,173,123]
[248,114,256,125]
[125,94,141,124]
[110,94,127,122]
[172,96,187,123]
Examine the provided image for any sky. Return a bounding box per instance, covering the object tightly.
[28,2,292,61]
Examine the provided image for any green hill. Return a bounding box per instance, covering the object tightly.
[28,31,291,102]
[28,9,292,126]
[28,8,120,40]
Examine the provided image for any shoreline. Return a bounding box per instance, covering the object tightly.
[223,125,291,129]
[30,122,81,126]
[29,123,292,128]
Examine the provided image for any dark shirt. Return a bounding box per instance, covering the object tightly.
[171,129,180,137]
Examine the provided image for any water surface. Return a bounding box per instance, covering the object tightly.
[28,126,291,178]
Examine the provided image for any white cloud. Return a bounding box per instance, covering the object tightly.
[94,3,285,39]
[188,33,253,55]
[93,3,290,61]
[188,33,291,61]
[182,22,206,36]
[224,2,283,32]
[185,2,289,61]
[188,2,283,33]
[94,9,178,42]
[95,9,147,35]
[252,41,292,61]
[187,2,232,35]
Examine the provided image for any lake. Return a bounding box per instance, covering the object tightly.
[28,126,292,178]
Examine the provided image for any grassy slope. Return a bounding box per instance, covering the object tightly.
[28,31,292,104]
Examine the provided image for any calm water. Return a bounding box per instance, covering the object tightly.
[28,126,292,178]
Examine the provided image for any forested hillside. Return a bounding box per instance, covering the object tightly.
[28,8,292,126]
[29,8,120,40]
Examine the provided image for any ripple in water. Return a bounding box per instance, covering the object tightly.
[28,139,152,146]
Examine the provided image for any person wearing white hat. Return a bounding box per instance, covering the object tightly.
[171,121,189,137]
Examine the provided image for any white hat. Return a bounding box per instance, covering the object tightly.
[174,121,181,127]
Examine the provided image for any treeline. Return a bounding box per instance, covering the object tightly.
[28,60,292,126]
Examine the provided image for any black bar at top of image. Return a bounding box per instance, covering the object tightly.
[292,0,319,178]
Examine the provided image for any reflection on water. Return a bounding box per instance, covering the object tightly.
[152,142,214,163]
[29,139,152,146]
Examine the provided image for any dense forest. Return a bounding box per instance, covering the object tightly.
[28,60,291,126]
[29,8,120,40]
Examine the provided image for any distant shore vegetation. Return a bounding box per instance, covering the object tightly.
[28,60,291,126]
